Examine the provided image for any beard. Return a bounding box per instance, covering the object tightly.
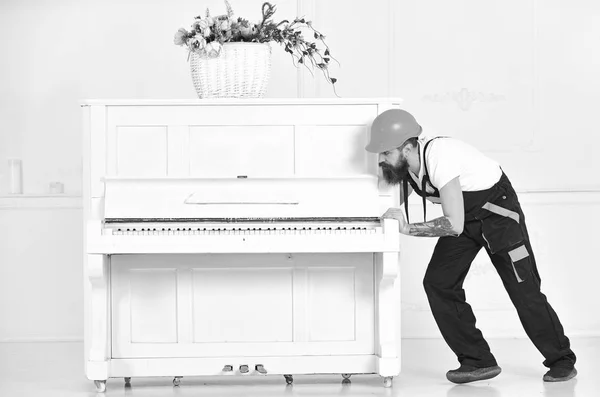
[379,158,410,186]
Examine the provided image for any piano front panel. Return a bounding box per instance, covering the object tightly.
[116,126,168,177]
[294,125,372,176]
[305,267,361,342]
[129,268,178,343]
[192,266,295,343]
[189,125,296,177]
[104,104,379,181]
[111,253,374,359]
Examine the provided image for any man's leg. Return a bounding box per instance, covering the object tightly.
[485,213,576,381]
[423,231,498,370]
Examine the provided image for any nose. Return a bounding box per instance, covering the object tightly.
[378,153,385,163]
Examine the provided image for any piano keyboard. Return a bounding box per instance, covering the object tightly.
[106,225,379,236]
[103,217,383,236]
[90,218,396,254]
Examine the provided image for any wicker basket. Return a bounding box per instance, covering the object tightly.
[189,42,272,98]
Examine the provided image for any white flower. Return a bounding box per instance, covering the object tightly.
[205,41,222,57]
[219,20,230,31]
[239,23,257,38]
[173,28,189,46]
[198,19,210,30]
[203,27,212,38]
[188,36,206,52]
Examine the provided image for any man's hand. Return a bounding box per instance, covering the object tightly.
[382,207,411,235]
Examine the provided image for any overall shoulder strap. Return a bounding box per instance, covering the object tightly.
[420,136,448,221]
[402,168,423,224]
[402,178,410,224]
[401,137,450,223]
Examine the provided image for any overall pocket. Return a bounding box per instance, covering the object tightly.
[479,195,523,254]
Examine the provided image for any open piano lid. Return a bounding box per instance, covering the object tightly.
[103,177,382,222]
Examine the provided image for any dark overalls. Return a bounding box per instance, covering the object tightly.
[403,138,576,369]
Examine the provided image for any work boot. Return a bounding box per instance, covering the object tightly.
[446,364,502,384]
[543,359,577,382]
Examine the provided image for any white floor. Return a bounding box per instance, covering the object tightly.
[0,338,596,397]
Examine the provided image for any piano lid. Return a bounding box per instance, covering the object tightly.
[103,177,382,220]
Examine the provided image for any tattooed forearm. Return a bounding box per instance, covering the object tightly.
[408,216,459,237]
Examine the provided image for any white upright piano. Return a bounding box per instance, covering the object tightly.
[81,98,402,392]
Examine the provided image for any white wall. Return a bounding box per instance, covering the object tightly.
[0,0,599,341]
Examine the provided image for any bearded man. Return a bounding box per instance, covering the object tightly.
[366,109,577,384]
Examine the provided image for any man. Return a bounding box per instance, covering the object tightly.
[366,109,577,384]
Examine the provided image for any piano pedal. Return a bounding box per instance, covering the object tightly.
[239,364,250,374]
[255,364,267,375]
[222,364,234,374]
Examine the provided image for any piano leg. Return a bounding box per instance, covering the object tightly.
[94,380,106,393]
[383,376,393,388]
[376,252,400,385]
[86,254,110,392]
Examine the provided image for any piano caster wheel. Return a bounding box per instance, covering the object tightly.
[284,374,294,385]
[342,373,351,380]
[124,377,131,386]
[255,364,267,375]
[383,376,393,388]
[94,380,106,393]
[173,376,183,386]
[239,364,250,374]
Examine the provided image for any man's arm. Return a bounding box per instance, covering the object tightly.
[382,177,464,237]
[407,177,464,237]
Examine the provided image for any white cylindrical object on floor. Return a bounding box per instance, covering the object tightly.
[8,158,23,194]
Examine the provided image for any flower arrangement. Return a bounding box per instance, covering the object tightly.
[174,1,338,95]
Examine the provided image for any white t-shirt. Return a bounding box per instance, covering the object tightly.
[408,135,502,200]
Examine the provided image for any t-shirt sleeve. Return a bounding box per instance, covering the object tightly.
[425,139,461,190]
